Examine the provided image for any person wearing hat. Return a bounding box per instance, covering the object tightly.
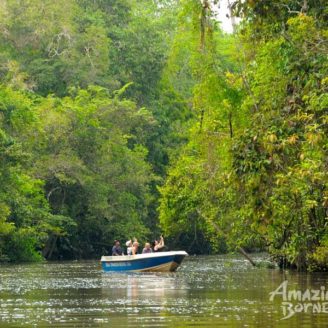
[126,239,133,255]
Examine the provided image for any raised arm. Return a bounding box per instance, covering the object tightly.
[159,236,165,247]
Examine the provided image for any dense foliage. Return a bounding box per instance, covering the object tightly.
[159,0,328,271]
[0,0,187,260]
[0,0,326,270]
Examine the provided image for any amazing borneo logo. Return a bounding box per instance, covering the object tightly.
[269,280,328,320]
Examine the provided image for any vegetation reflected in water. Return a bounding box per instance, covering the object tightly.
[0,254,327,327]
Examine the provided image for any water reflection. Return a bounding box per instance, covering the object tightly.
[101,272,188,321]
[102,272,188,299]
[0,255,327,327]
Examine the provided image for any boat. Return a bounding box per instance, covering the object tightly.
[101,251,188,272]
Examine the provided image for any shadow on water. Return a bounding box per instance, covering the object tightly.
[0,253,327,327]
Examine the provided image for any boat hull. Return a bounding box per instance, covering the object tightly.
[101,251,187,272]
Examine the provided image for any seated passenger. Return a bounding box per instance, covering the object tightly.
[153,235,165,252]
[126,240,133,255]
[111,240,123,256]
[132,241,139,255]
[142,242,153,254]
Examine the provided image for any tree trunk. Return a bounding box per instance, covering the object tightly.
[196,209,256,266]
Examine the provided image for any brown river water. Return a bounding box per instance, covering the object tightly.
[0,253,327,327]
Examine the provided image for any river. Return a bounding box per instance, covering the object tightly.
[0,253,327,327]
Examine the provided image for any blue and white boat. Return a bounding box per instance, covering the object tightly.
[101,251,188,272]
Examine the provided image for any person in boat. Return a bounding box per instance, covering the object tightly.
[153,235,165,252]
[112,240,123,256]
[142,242,153,254]
[132,240,139,255]
[126,240,133,255]
[126,237,139,255]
